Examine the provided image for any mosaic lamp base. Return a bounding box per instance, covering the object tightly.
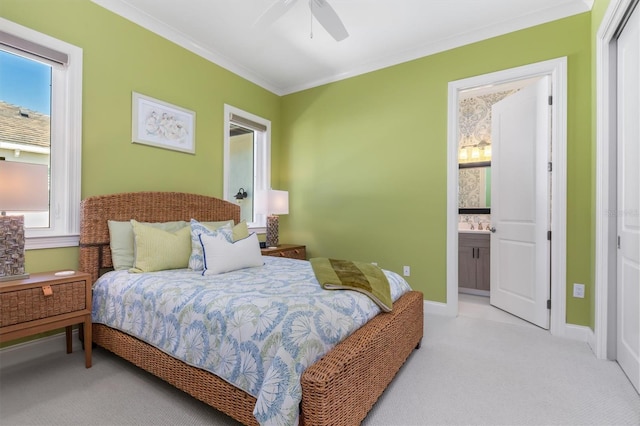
[0,215,29,282]
[266,215,280,248]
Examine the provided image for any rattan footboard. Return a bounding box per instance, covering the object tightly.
[93,290,423,426]
[80,192,424,426]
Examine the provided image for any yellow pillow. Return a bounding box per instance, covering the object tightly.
[199,220,248,241]
[130,220,192,273]
[232,221,249,241]
[108,220,188,270]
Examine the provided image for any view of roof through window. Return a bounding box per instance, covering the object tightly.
[0,49,52,228]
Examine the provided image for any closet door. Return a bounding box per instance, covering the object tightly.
[616,2,640,393]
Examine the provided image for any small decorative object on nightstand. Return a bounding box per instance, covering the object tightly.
[261,244,306,260]
[0,271,93,368]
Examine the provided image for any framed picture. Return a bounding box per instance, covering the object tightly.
[132,92,196,154]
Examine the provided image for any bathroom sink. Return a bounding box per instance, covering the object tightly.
[458,222,490,233]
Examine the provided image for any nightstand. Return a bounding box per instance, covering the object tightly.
[261,244,306,260]
[0,271,92,368]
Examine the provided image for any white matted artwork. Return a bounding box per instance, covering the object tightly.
[132,92,196,154]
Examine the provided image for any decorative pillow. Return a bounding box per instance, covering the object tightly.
[188,220,250,270]
[108,220,188,270]
[129,220,192,273]
[199,220,234,230]
[200,232,263,275]
[188,220,233,271]
[231,220,249,241]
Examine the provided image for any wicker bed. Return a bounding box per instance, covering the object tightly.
[79,191,424,426]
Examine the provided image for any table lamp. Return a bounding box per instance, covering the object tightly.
[256,189,289,248]
[0,161,49,281]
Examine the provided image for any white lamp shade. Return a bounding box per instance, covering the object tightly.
[0,162,49,211]
[255,189,289,215]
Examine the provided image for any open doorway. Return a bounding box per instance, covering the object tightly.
[446,57,569,337]
[456,79,544,326]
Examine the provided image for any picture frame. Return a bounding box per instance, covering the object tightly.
[132,92,196,154]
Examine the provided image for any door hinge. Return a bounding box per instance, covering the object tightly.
[547,230,552,241]
[547,299,551,309]
[618,235,621,249]
[548,162,552,172]
[548,95,553,105]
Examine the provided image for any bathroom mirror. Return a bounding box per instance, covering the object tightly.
[459,161,491,214]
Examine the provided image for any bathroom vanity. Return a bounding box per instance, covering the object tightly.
[458,231,490,293]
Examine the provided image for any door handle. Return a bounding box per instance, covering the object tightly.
[489,227,497,233]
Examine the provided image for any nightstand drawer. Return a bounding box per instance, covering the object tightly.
[261,244,306,260]
[0,271,93,368]
[0,280,87,327]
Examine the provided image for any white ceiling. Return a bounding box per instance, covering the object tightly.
[91,0,592,95]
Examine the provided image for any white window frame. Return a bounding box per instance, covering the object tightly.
[223,104,271,232]
[1,18,83,249]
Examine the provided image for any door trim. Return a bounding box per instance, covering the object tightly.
[595,0,639,360]
[445,58,568,337]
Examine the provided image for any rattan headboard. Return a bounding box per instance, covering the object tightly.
[79,191,240,284]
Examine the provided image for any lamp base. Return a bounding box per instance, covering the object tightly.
[0,273,29,282]
[0,215,27,281]
[266,215,279,247]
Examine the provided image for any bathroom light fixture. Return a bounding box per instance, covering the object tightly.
[459,147,468,160]
[471,147,480,159]
[234,188,248,200]
[477,139,491,160]
[484,145,492,158]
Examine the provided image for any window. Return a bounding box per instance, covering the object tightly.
[0,18,82,249]
[223,105,271,230]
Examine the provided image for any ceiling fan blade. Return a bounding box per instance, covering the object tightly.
[255,0,299,28]
[310,0,349,41]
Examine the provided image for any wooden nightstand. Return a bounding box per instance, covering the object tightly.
[261,244,306,260]
[0,271,92,368]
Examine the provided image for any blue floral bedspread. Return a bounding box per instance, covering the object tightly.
[92,256,411,426]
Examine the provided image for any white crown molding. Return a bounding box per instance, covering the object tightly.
[90,0,282,94]
[284,1,593,94]
[92,0,592,96]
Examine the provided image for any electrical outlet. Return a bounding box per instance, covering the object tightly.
[573,283,585,298]
[403,265,411,277]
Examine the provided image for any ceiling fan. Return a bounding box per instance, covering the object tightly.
[255,0,349,42]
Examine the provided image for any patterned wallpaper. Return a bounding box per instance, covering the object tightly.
[458,90,516,152]
[458,90,516,219]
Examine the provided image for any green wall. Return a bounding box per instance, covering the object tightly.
[280,13,594,325]
[1,1,605,328]
[0,0,281,272]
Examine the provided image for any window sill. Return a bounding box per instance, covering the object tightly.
[26,235,79,250]
[248,226,266,235]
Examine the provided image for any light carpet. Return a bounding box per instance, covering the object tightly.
[1,311,638,426]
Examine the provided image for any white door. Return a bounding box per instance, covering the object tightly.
[489,77,551,329]
[616,4,640,393]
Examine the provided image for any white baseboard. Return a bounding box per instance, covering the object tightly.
[424,300,453,316]
[562,323,595,345]
[0,329,82,369]
[424,296,597,353]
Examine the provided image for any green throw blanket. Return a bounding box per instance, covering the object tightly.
[310,257,393,312]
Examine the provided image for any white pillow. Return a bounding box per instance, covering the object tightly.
[188,219,233,271]
[200,232,263,275]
